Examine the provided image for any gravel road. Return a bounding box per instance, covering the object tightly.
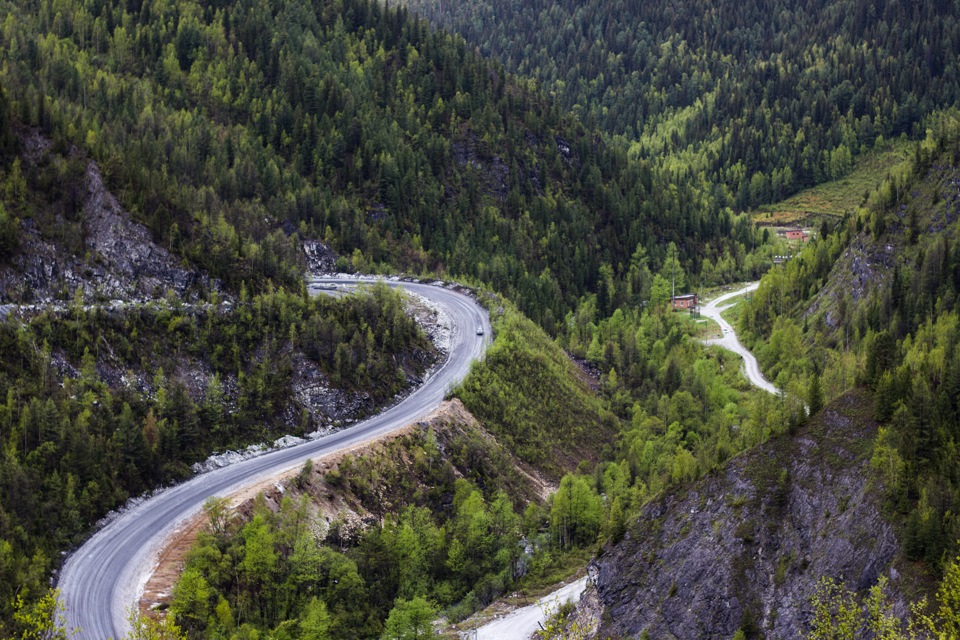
[470,578,589,640]
[700,282,780,395]
[467,281,777,640]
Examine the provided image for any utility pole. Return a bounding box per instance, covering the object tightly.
[671,246,676,302]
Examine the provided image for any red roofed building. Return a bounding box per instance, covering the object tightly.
[671,293,698,310]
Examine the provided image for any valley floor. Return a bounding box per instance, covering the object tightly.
[462,280,781,640]
[700,282,780,395]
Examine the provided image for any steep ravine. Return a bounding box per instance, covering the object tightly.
[583,389,919,639]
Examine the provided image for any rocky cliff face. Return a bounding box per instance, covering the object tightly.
[0,129,437,433]
[0,129,219,304]
[589,390,918,639]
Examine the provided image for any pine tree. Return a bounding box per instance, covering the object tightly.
[807,370,823,416]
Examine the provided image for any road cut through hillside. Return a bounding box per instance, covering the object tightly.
[58,277,492,640]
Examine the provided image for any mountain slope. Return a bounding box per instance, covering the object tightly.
[590,389,915,639]
[0,0,764,334]
[0,128,218,304]
[738,112,960,576]
[147,307,616,639]
[399,0,960,211]
[573,112,960,639]
[0,128,442,631]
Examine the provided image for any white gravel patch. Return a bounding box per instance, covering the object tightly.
[306,425,337,439]
[192,445,266,473]
[190,430,342,474]
[273,434,306,449]
[91,491,161,532]
[405,290,454,354]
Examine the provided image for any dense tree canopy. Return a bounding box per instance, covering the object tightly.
[402,0,960,210]
[739,111,960,574]
[0,0,769,335]
[0,278,434,633]
[1,0,957,635]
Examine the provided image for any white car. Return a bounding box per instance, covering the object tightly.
[476,327,484,335]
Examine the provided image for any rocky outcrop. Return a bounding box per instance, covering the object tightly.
[0,129,219,304]
[805,162,960,331]
[80,162,212,298]
[0,132,442,438]
[303,239,339,274]
[452,131,511,202]
[290,353,371,424]
[590,390,916,639]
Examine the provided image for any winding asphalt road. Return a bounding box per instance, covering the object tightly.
[58,277,492,640]
[700,282,780,395]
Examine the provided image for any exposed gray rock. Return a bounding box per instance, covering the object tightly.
[81,162,213,299]
[290,353,369,423]
[590,390,915,640]
[0,130,221,305]
[452,132,511,202]
[303,240,339,274]
[804,163,960,331]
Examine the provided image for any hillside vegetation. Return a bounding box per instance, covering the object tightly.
[736,110,960,588]
[591,390,910,639]
[461,290,790,515]
[0,0,771,336]
[400,0,959,213]
[455,307,616,472]
[3,0,959,637]
[165,403,555,640]
[158,284,793,638]
[712,112,960,637]
[752,139,914,227]
[577,109,960,640]
[0,131,441,633]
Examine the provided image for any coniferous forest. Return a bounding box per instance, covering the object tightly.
[0,0,959,638]
[401,0,960,208]
[2,0,771,335]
